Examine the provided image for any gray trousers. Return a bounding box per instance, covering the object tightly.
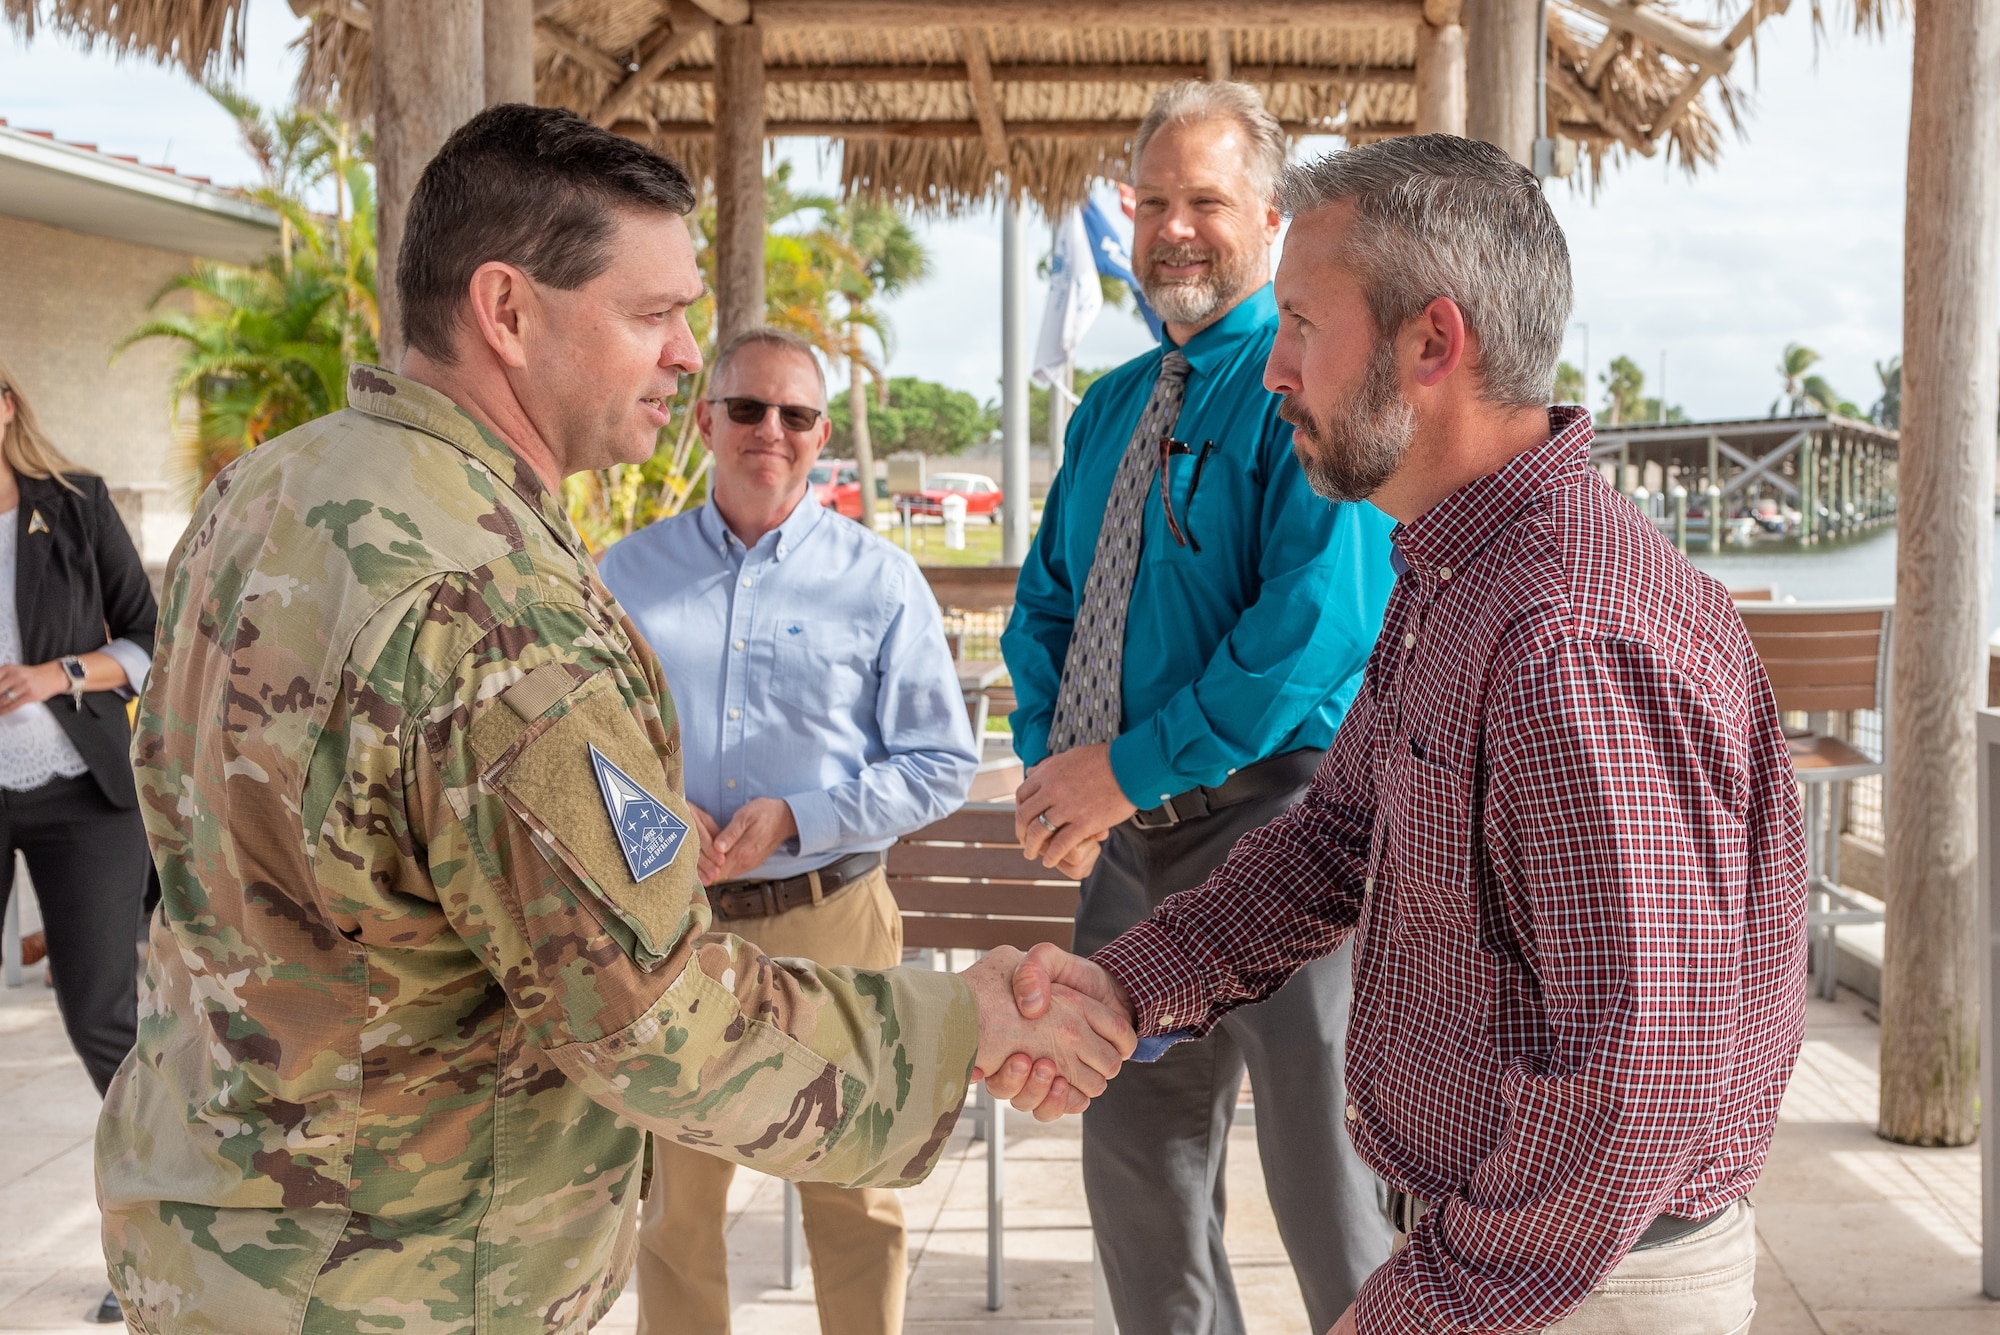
[1075,770,1391,1335]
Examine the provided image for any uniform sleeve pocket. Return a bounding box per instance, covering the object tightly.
[479,674,705,969]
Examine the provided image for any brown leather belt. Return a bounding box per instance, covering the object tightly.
[705,852,882,922]
[1129,748,1325,830]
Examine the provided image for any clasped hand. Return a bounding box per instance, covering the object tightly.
[961,942,1139,1122]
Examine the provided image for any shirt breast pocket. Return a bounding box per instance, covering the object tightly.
[1381,743,1471,937]
[770,620,874,720]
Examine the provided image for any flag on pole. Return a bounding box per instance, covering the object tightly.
[1081,196,1162,341]
[1033,206,1102,387]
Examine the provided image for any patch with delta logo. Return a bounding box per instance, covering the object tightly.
[589,744,688,882]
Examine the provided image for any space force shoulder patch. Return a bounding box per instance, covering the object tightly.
[590,743,690,881]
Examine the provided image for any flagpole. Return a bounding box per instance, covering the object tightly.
[1049,360,1071,478]
[1001,199,1032,565]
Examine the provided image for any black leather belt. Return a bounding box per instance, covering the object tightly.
[1129,748,1325,830]
[706,852,881,922]
[1385,1188,1726,1251]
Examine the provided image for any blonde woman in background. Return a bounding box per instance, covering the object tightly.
[0,363,157,1322]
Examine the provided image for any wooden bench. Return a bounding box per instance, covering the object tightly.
[889,802,1080,953]
[884,800,1083,1311]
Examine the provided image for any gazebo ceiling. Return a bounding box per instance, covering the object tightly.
[6,0,1782,213]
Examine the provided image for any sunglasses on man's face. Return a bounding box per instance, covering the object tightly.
[710,396,824,432]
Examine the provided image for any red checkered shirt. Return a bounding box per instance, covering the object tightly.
[1093,408,1809,1335]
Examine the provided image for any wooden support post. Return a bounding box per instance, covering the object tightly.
[1881,0,2000,1150]
[1415,0,1467,135]
[1207,28,1232,81]
[374,0,485,368]
[483,0,536,106]
[1706,484,1722,553]
[1672,484,1687,554]
[1799,437,1815,543]
[1464,0,1538,164]
[713,21,767,349]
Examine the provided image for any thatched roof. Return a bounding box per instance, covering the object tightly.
[7,0,1800,213]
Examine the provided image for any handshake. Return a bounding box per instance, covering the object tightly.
[960,943,1140,1122]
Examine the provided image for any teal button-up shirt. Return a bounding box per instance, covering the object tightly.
[1002,284,1398,806]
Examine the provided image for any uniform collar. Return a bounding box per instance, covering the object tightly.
[695,486,825,561]
[344,364,588,563]
[1391,406,1595,581]
[1165,283,1278,379]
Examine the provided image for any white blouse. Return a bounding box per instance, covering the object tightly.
[0,507,153,792]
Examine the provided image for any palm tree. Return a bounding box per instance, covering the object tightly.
[1773,343,1823,416]
[825,198,931,528]
[121,92,377,493]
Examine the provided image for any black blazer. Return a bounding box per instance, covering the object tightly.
[13,472,159,810]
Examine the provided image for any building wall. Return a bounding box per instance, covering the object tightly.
[0,212,195,562]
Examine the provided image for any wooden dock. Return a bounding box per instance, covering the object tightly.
[1590,415,1900,551]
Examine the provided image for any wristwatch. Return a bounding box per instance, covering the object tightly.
[58,655,86,708]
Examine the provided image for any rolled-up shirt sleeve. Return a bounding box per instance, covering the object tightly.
[100,637,152,697]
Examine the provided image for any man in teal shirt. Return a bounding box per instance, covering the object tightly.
[1002,83,1397,1334]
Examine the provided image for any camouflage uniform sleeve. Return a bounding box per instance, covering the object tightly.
[407,590,978,1188]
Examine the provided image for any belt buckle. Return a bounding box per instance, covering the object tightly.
[1131,795,1182,830]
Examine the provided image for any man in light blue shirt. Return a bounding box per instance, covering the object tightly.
[601,327,977,1335]
[1002,83,1397,1335]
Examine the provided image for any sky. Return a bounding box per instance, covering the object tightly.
[1,0,1914,421]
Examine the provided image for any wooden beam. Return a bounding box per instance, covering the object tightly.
[645,60,1416,85]
[1643,0,1789,143]
[1546,59,1650,154]
[712,21,766,347]
[1565,0,1728,71]
[1207,28,1232,81]
[1581,29,1622,89]
[535,17,625,81]
[612,117,1357,138]
[957,28,1012,174]
[752,0,1422,27]
[683,0,750,20]
[593,13,713,125]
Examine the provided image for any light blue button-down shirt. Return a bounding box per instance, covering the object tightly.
[600,493,979,881]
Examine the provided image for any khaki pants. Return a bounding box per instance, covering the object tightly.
[635,867,907,1335]
[1396,1201,1757,1335]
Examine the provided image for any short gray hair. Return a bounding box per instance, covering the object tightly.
[1278,135,1572,407]
[1132,81,1287,203]
[711,326,827,404]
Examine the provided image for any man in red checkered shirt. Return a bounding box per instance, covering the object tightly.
[988,135,1808,1335]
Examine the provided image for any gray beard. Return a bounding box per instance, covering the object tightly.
[1139,243,1260,327]
[1283,340,1415,504]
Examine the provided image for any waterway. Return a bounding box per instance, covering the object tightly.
[1686,517,2000,634]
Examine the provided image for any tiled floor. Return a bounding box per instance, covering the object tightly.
[1,982,1991,1333]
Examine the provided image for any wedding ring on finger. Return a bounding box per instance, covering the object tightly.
[1036,812,1059,835]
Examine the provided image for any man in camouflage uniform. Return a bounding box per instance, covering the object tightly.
[95,105,1126,1335]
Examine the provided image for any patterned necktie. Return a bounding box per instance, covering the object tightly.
[1047,350,1191,753]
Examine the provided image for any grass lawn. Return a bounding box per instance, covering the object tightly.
[882,514,1023,566]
